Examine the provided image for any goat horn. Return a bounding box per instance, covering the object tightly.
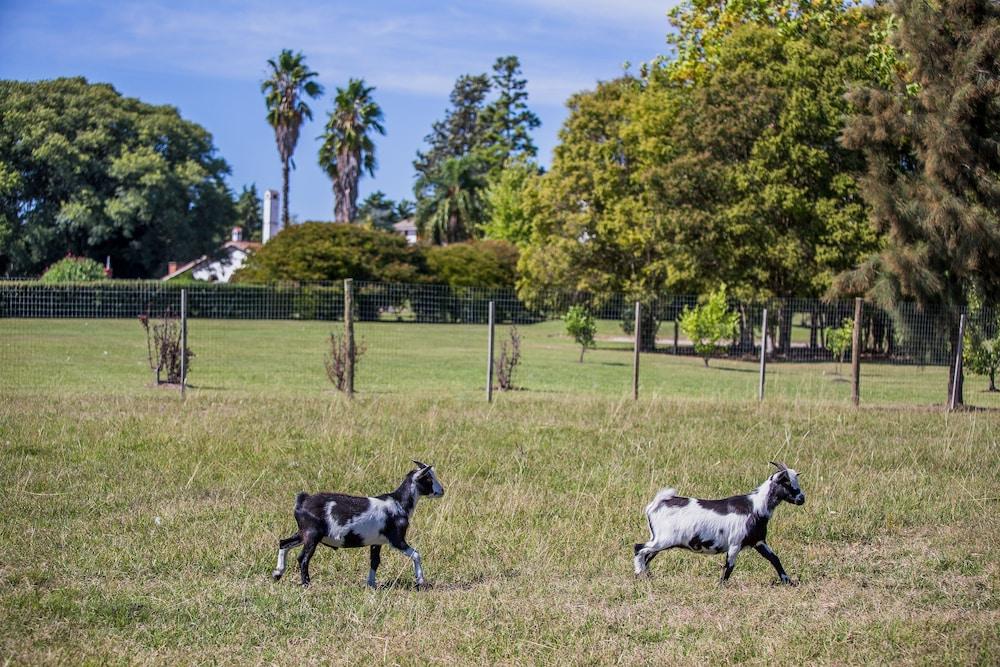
[412,459,428,469]
[770,461,788,471]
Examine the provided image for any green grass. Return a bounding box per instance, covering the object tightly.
[1,318,999,663]
[4,318,998,408]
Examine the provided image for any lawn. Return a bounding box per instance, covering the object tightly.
[1,318,998,664]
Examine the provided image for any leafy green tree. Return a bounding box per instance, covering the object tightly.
[835,0,1000,405]
[482,160,542,247]
[825,317,854,374]
[965,324,1000,393]
[425,239,518,288]
[480,56,541,172]
[0,78,235,277]
[262,49,323,228]
[563,305,597,362]
[357,191,413,232]
[415,155,489,244]
[235,185,263,242]
[232,222,427,283]
[679,284,739,366]
[39,255,107,283]
[318,79,385,223]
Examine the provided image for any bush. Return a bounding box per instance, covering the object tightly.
[138,311,192,385]
[232,222,429,284]
[324,332,366,392]
[425,240,518,288]
[40,256,107,283]
[679,285,738,367]
[494,326,522,391]
[965,312,1000,392]
[564,305,597,362]
[825,318,854,374]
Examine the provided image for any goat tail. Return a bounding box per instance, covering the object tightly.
[645,487,677,515]
[294,491,308,510]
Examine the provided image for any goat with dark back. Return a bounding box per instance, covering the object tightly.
[272,461,445,589]
[634,462,805,585]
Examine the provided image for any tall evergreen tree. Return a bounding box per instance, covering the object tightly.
[261,49,323,228]
[413,74,491,181]
[837,0,1000,405]
[481,56,541,169]
[318,78,385,223]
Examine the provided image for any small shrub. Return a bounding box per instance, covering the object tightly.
[679,284,738,367]
[564,305,597,362]
[494,326,521,391]
[825,318,854,375]
[324,332,366,392]
[964,314,1000,392]
[40,256,107,283]
[138,311,192,385]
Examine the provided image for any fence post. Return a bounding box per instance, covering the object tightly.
[851,297,862,407]
[344,278,355,398]
[633,301,641,401]
[949,312,966,412]
[487,301,495,402]
[180,288,187,398]
[758,308,768,402]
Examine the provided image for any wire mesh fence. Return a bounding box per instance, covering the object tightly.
[2,279,998,410]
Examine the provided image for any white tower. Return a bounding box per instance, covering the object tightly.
[263,189,281,242]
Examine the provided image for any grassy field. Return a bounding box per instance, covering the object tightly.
[4,318,998,408]
[1,318,999,664]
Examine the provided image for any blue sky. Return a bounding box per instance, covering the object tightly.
[0,0,678,222]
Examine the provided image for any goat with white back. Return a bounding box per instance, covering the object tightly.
[272,460,445,589]
[634,462,805,585]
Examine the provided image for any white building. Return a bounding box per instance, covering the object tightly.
[161,227,262,282]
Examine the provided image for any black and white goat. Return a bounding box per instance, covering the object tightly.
[272,461,445,589]
[633,462,805,585]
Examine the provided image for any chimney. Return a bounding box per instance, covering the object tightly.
[263,189,281,242]
[168,261,177,275]
[232,226,243,242]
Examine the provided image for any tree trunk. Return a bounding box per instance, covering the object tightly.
[778,301,792,357]
[639,308,658,352]
[579,346,585,363]
[989,368,997,392]
[703,356,709,367]
[282,158,291,228]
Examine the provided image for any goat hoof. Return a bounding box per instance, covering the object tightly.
[272,572,282,582]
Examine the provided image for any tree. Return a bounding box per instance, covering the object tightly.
[965,309,1000,393]
[0,78,235,277]
[835,0,1000,405]
[39,255,107,283]
[262,49,323,228]
[318,79,385,223]
[235,185,263,242]
[357,191,413,232]
[679,284,739,366]
[413,73,491,183]
[232,222,427,284]
[480,56,541,173]
[517,77,665,349]
[482,160,542,247]
[563,305,597,362]
[825,317,854,375]
[415,155,488,244]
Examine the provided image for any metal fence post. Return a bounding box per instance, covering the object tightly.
[632,301,641,401]
[180,288,187,398]
[344,278,355,397]
[949,312,966,412]
[487,301,495,402]
[851,297,862,407]
[758,308,768,402]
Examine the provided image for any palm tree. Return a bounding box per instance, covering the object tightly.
[415,155,487,244]
[261,49,323,228]
[318,79,385,223]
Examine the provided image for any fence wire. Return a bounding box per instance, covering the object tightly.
[2,280,997,410]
